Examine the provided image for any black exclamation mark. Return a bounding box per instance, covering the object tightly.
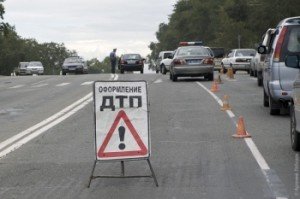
[118,126,126,150]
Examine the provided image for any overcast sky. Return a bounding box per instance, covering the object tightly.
[3,0,177,61]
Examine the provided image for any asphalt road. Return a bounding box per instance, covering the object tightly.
[0,70,299,199]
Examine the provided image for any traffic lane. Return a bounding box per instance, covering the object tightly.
[204,72,297,198]
[0,74,111,144]
[0,73,273,198]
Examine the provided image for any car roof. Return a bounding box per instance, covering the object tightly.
[277,16,300,26]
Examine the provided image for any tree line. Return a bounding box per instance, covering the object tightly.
[149,0,300,60]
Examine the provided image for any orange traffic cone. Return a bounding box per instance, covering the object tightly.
[232,116,251,138]
[210,81,219,92]
[221,95,231,111]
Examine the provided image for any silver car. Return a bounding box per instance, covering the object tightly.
[258,16,300,115]
[169,42,214,81]
[26,61,44,75]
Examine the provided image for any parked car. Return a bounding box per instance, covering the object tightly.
[255,28,276,86]
[62,56,88,75]
[159,51,174,74]
[14,62,29,76]
[258,16,300,115]
[169,41,214,81]
[26,61,44,75]
[156,51,173,74]
[221,49,256,74]
[118,54,144,74]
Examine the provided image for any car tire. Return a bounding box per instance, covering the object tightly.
[207,73,214,81]
[62,71,66,76]
[269,96,280,115]
[140,69,143,74]
[263,89,269,107]
[171,73,177,82]
[250,69,254,76]
[161,65,166,75]
[257,77,263,87]
[291,103,300,151]
[120,69,124,74]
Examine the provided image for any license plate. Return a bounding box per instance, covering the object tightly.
[128,60,136,64]
[188,60,201,64]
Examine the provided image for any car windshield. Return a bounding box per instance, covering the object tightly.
[287,26,300,53]
[123,54,141,59]
[29,62,42,66]
[177,46,210,56]
[235,49,256,57]
[64,57,81,63]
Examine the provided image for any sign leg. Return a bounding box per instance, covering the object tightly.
[147,159,159,187]
[121,161,125,176]
[87,160,97,188]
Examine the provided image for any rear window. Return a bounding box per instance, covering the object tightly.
[235,49,256,57]
[123,54,141,59]
[281,26,300,61]
[177,46,210,56]
[28,62,42,66]
[163,53,172,59]
[287,26,300,53]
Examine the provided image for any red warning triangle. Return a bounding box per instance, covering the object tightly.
[98,110,148,158]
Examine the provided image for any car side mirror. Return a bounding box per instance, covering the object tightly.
[257,45,267,54]
[285,55,300,68]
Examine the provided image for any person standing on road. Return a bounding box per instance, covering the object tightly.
[110,48,117,74]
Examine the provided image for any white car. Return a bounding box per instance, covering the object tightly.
[156,51,173,74]
[221,49,256,74]
[160,56,173,74]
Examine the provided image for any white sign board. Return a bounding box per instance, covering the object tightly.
[94,81,150,160]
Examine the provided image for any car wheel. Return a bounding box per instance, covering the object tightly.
[263,89,269,107]
[161,65,166,75]
[62,72,66,76]
[120,69,124,74]
[208,73,214,81]
[291,103,300,151]
[172,73,177,82]
[140,69,144,74]
[257,77,263,86]
[269,96,280,115]
[250,69,254,76]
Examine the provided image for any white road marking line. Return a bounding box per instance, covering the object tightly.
[0,93,93,153]
[81,81,94,85]
[154,79,163,84]
[32,83,48,88]
[226,110,235,118]
[0,98,93,159]
[9,85,24,89]
[56,82,70,87]
[244,138,270,170]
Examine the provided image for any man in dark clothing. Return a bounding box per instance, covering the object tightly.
[109,48,117,74]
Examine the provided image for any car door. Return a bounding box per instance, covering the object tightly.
[263,31,276,92]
